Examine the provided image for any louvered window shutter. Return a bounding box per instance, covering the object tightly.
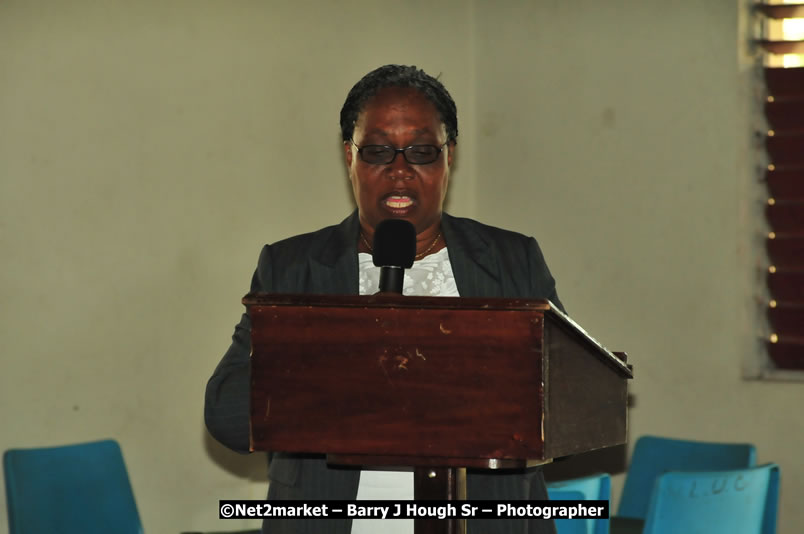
[758,2,804,369]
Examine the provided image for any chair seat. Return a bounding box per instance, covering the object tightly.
[617,435,757,522]
[641,463,780,534]
[547,490,588,534]
[547,473,611,534]
[3,439,143,534]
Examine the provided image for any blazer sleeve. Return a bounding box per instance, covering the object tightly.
[204,245,273,453]
[527,237,565,314]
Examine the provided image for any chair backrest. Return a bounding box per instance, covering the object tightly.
[3,439,144,534]
[617,435,757,520]
[548,473,611,534]
[547,490,589,534]
[641,463,780,534]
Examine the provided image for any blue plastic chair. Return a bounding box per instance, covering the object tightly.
[617,435,756,521]
[547,490,589,534]
[642,463,780,534]
[548,473,611,534]
[3,439,143,534]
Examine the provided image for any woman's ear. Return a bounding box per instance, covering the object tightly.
[344,140,354,169]
[447,141,456,167]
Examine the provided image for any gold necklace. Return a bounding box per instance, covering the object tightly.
[361,231,442,260]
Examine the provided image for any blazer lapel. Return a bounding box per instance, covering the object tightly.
[308,211,360,295]
[441,213,502,298]
[305,211,502,298]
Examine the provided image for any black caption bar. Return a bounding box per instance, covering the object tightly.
[219,500,609,520]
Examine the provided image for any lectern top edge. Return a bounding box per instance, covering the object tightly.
[545,302,633,379]
[242,292,552,311]
[242,292,632,379]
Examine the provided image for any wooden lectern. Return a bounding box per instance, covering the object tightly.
[245,293,632,533]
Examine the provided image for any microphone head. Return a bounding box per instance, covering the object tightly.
[372,219,416,268]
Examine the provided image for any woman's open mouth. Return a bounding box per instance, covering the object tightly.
[385,195,414,209]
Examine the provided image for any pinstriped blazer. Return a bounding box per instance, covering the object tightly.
[205,211,561,534]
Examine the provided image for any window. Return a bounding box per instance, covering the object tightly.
[757,1,804,373]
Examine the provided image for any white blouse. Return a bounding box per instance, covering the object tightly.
[353,247,459,534]
[358,247,459,297]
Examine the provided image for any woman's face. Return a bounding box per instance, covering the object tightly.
[345,87,454,239]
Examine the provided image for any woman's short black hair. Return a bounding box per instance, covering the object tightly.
[340,64,458,143]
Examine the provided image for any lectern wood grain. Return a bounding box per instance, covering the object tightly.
[246,294,631,466]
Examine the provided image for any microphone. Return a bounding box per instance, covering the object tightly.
[372,219,416,294]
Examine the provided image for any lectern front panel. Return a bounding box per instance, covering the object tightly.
[249,299,546,461]
[246,294,631,465]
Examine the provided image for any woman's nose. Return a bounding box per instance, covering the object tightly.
[387,152,414,180]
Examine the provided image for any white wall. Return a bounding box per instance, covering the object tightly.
[1,1,800,533]
[0,2,475,531]
[473,1,802,531]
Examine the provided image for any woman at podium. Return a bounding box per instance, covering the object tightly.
[206,64,562,534]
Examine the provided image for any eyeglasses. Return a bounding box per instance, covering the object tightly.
[351,140,448,165]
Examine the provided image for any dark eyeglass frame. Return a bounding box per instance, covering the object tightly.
[351,139,448,165]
